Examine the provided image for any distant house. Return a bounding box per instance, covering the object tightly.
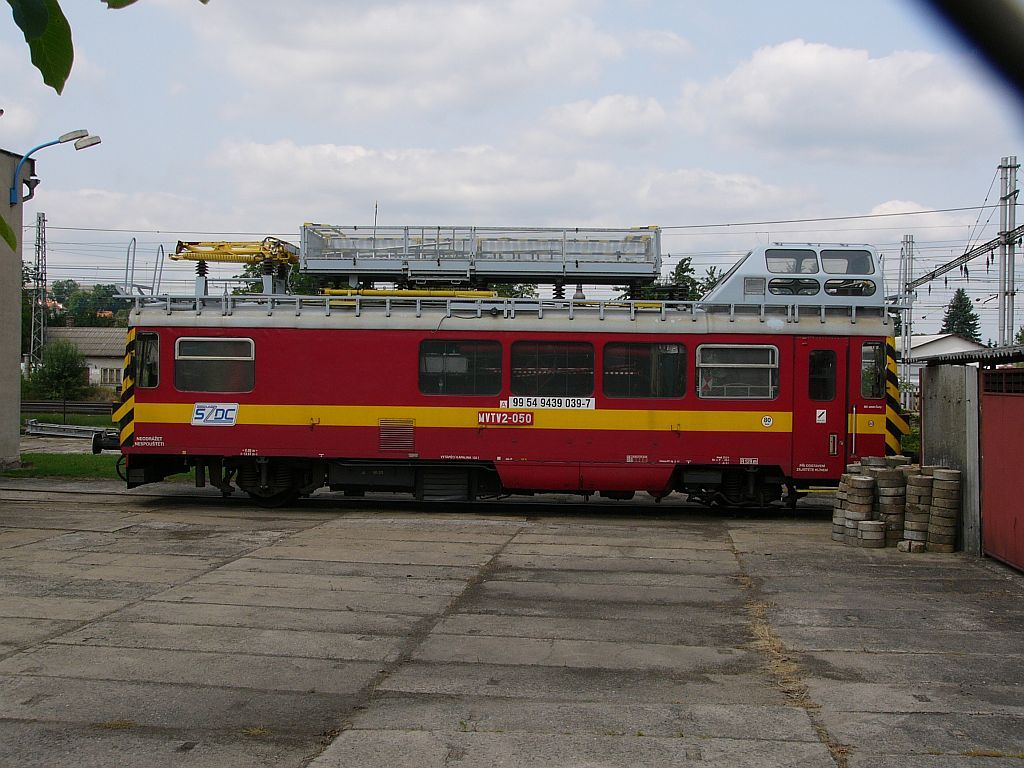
[895,334,988,409]
[43,327,127,388]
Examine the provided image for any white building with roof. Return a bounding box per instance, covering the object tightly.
[895,334,988,409]
[42,327,126,388]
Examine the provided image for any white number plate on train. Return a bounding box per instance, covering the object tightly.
[508,397,595,410]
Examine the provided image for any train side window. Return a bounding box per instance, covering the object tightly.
[174,337,254,393]
[766,249,818,274]
[821,249,873,275]
[419,340,502,395]
[697,344,779,399]
[768,278,820,296]
[824,278,876,296]
[603,343,686,398]
[135,332,159,388]
[861,341,885,399]
[808,350,837,401]
[511,341,593,397]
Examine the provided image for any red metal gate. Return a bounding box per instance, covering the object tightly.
[981,369,1024,571]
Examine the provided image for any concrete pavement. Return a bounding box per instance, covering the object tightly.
[0,479,1021,767]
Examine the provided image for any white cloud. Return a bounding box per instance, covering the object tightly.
[542,94,669,143]
[678,39,1007,161]
[211,138,809,231]
[630,29,692,56]
[181,0,622,118]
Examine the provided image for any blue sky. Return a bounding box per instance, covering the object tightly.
[2,0,1023,339]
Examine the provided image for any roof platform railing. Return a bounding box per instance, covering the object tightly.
[129,292,890,326]
[300,224,663,285]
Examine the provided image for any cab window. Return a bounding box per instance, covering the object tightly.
[861,341,885,399]
[809,350,837,401]
[135,332,159,388]
[174,337,254,393]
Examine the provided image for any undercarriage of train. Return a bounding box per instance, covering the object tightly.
[122,454,794,509]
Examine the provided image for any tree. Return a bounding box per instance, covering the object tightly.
[60,283,125,326]
[617,256,715,301]
[29,339,89,403]
[50,278,79,306]
[492,284,538,299]
[7,0,208,95]
[939,288,982,343]
[697,266,723,296]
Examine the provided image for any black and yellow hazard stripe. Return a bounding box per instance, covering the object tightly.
[885,336,909,454]
[112,328,135,448]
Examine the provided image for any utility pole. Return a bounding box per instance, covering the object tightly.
[997,156,1019,346]
[28,212,46,369]
[899,234,914,408]
[1006,156,1018,344]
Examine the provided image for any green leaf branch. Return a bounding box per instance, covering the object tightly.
[7,0,208,94]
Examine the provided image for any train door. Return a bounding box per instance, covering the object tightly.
[792,337,848,478]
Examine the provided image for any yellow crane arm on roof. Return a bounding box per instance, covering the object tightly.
[172,237,299,265]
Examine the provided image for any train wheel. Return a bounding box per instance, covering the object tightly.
[237,459,301,507]
[244,486,301,508]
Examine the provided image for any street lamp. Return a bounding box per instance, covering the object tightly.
[8,129,102,205]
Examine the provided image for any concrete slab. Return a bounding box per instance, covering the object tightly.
[310,729,835,768]
[473,579,742,605]
[193,568,468,596]
[378,662,785,705]
[847,755,1024,767]
[433,612,752,646]
[147,582,454,615]
[49,620,405,661]
[0,644,382,694]
[0,721,318,768]
[0,617,76,646]
[0,674,352,733]
[503,542,738,560]
[412,634,753,672]
[220,556,477,580]
[348,693,818,742]
[805,679,1024,716]
[778,625,1024,655]
[0,595,129,621]
[0,528,62,547]
[251,545,495,567]
[1,478,1022,768]
[495,553,739,575]
[115,601,423,636]
[819,710,1024,755]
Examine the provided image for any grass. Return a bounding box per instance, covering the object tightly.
[900,411,920,458]
[22,412,115,428]
[1,452,120,479]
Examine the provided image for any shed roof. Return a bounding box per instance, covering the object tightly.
[909,344,1024,366]
[45,327,125,358]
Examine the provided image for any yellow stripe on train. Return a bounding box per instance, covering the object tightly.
[134,403,796,433]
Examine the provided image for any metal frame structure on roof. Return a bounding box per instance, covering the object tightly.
[299,224,662,285]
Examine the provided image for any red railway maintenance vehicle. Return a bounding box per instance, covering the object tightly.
[101,225,906,506]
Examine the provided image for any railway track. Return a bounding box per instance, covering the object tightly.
[0,480,830,519]
[21,400,116,415]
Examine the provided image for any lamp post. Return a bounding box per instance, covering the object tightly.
[8,129,101,205]
[2,129,101,468]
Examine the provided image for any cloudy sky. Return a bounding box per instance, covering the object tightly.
[2,0,1023,339]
